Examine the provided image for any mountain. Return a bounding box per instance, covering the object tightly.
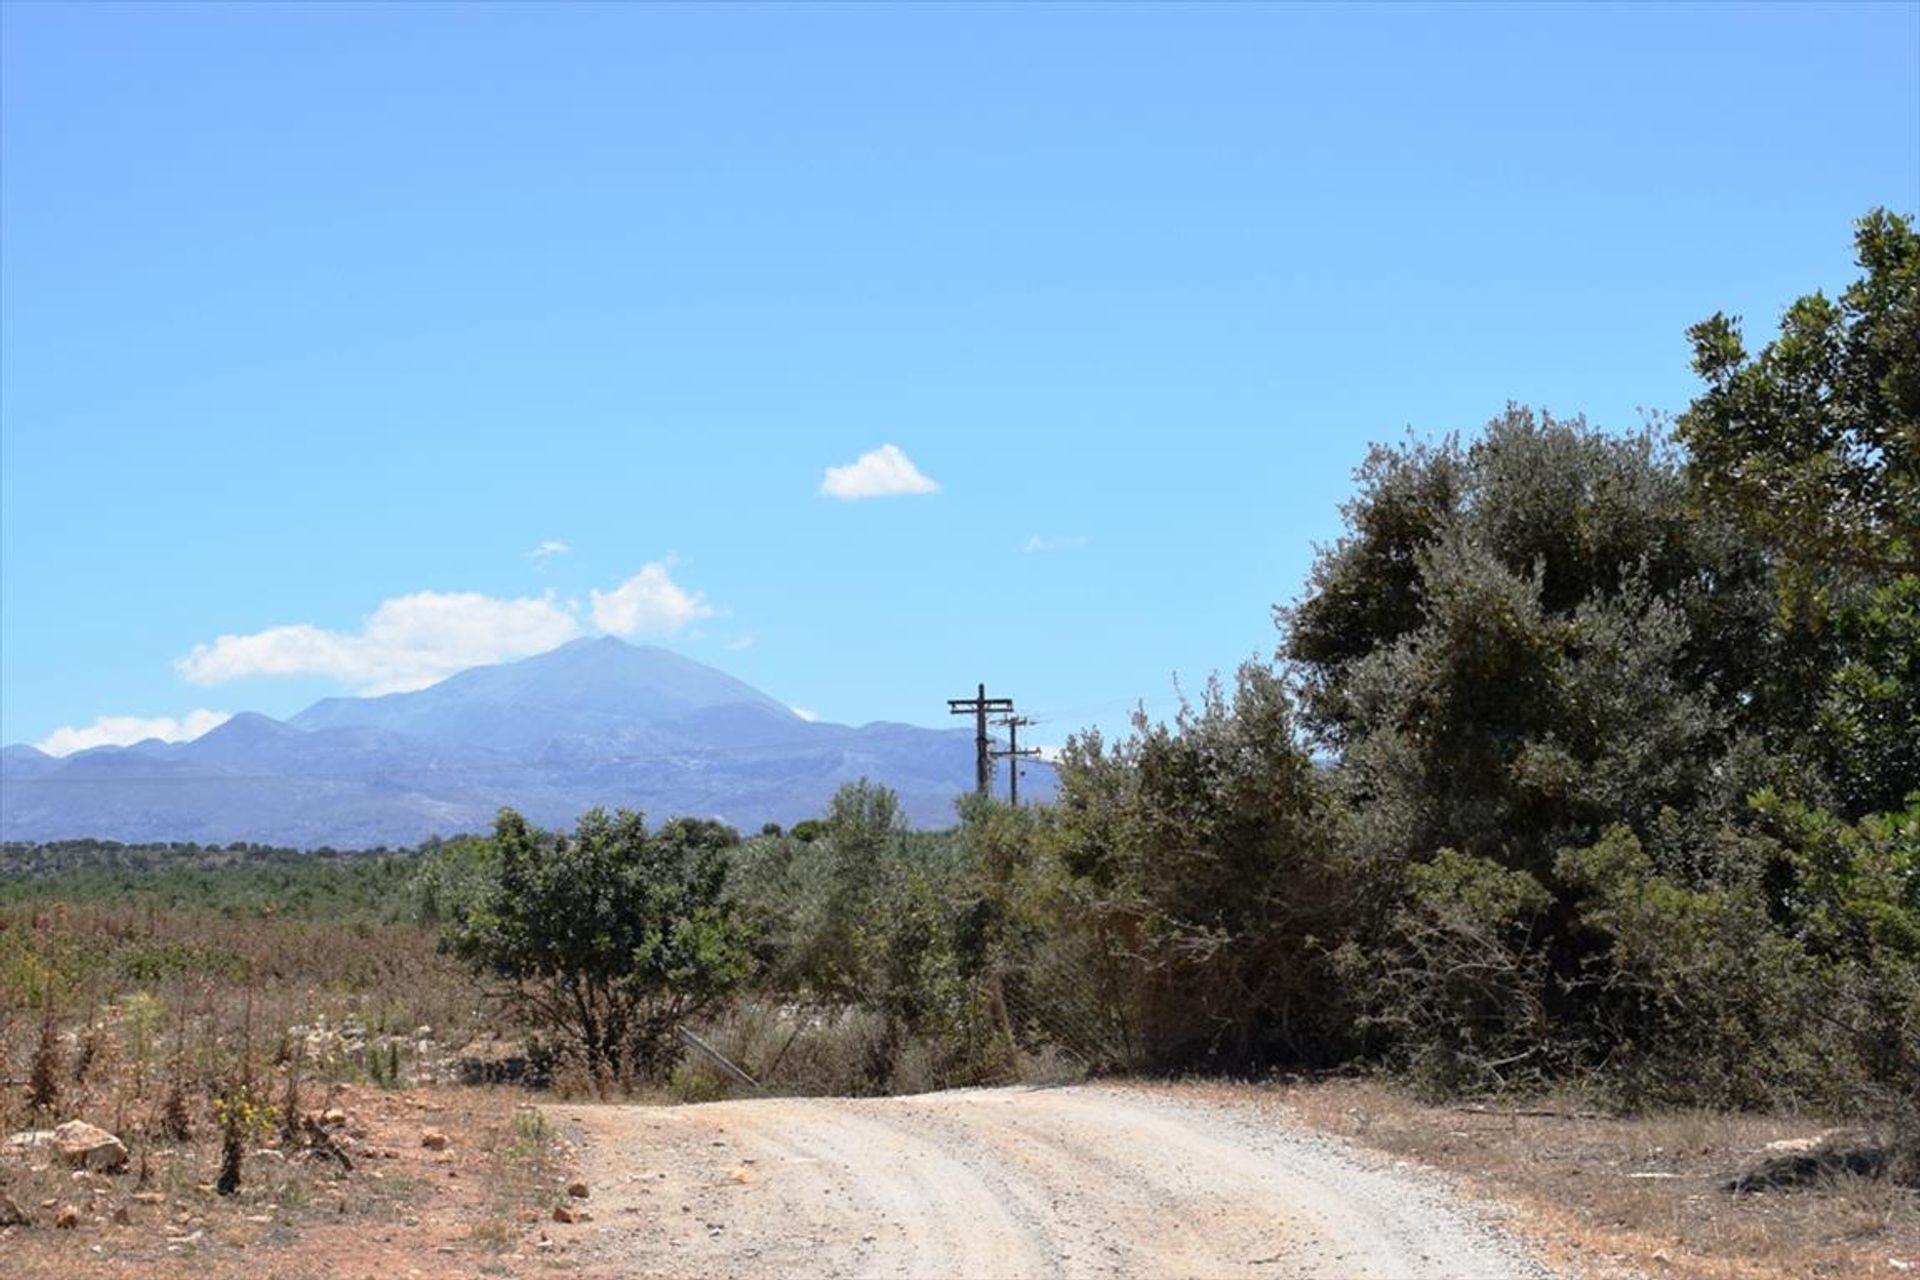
[0,744,59,780]
[290,637,801,750]
[0,639,1052,847]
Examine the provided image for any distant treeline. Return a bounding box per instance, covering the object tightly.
[1,837,436,875]
[0,838,449,925]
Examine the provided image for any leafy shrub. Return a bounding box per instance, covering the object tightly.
[436,807,754,1086]
[1369,849,1554,1096]
[1044,661,1379,1072]
[1557,827,1832,1108]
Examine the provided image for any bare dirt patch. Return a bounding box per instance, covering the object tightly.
[0,1083,588,1280]
[553,1083,1550,1279]
[1172,1079,1919,1280]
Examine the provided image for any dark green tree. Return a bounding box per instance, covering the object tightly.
[1679,209,1920,816]
[1283,408,1766,883]
[1679,208,1919,580]
[438,807,753,1083]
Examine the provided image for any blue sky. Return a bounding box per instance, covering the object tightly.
[3,2,1917,754]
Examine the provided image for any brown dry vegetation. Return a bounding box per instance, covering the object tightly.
[0,900,480,1129]
[0,901,578,1273]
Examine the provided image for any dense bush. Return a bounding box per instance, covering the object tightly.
[1042,663,1376,1072]
[433,808,754,1086]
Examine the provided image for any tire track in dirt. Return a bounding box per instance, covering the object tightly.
[557,1084,1553,1279]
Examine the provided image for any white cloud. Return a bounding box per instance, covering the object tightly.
[176,590,583,695]
[527,539,571,565]
[790,706,819,722]
[173,563,719,696]
[1022,534,1089,553]
[1034,743,1064,764]
[820,444,939,501]
[37,709,231,757]
[590,562,715,637]
[725,634,756,652]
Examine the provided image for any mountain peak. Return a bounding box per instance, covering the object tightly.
[554,635,629,653]
[215,711,296,732]
[287,638,797,750]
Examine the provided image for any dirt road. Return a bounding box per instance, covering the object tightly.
[558,1084,1552,1279]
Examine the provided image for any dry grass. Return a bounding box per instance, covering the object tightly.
[0,901,613,1277]
[0,900,484,1131]
[1169,1078,1919,1280]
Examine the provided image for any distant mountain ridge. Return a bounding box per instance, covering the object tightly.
[291,637,802,749]
[0,639,1052,847]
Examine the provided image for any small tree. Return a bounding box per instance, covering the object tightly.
[439,808,753,1085]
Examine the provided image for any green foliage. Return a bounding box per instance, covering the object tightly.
[1556,827,1833,1109]
[1752,793,1920,1094]
[1679,208,1918,580]
[1287,408,1755,883]
[1262,378,1916,1108]
[724,781,1006,1089]
[437,807,754,1085]
[1810,574,1920,817]
[0,841,435,925]
[728,780,905,1004]
[116,939,251,984]
[1046,662,1373,1071]
[410,835,496,926]
[1371,850,1554,1096]
[1679,210,1920,818]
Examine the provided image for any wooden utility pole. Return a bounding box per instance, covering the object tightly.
[992,714,1040,806]
[948,683,1013,797]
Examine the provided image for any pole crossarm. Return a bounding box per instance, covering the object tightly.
[990,713,1041,806]
[948,682,1017,798]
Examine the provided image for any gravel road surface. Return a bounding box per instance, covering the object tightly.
[560,1084,1553,1279]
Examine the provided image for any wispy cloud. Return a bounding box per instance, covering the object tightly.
[1022,534,1089,553]
[589,562,715,637]
[821,444,939,501]
[725,634,756,652]
[176,591,584,695]
[527,539,571,567]
[37,709,231,757]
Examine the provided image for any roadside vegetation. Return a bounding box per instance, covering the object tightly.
[2,209,1915,1274]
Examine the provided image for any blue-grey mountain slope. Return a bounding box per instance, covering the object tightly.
[291,637,802,750]
[0,639,1053,847]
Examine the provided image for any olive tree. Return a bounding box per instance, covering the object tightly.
[438,807,753,1084]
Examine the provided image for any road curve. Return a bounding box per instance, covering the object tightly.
[557,1084,1551,1280]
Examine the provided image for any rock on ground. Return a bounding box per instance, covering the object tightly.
[52,1120,128,1173]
